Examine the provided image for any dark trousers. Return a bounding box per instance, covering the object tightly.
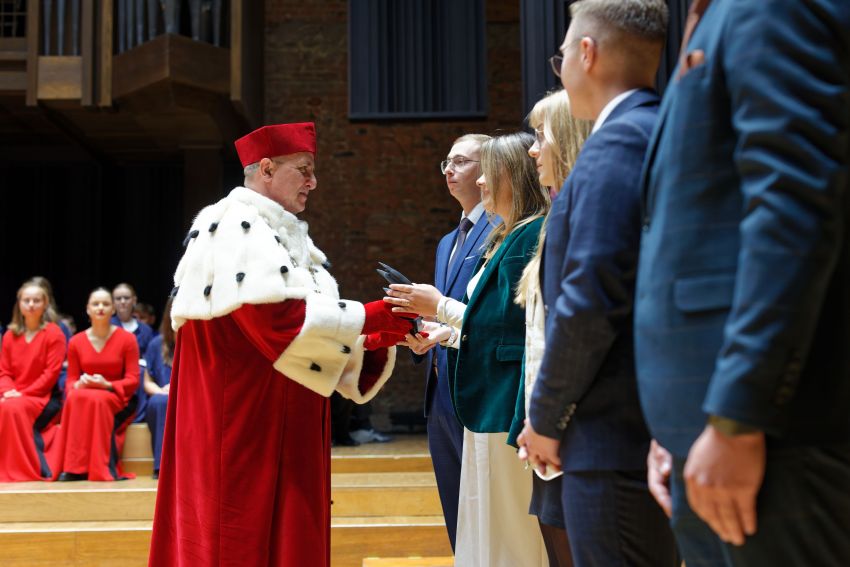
[561,469,679,567]
[671,444,850,567]
[426,412,464,552]
[145,393,168,471]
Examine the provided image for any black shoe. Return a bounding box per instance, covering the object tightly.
[152,471,159,480]
[58,472,87,481]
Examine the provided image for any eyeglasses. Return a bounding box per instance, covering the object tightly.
[549,54,563,77]
[440,157,479,174]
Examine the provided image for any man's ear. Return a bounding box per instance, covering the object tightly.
[259,157,275,179]
[580,36,596,72]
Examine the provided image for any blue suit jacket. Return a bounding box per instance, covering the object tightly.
[418,212,493,417]
[529,89,660,471]
[636,0,850,457]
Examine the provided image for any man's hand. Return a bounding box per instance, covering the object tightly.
[517,419,562,474]
[385,284,443,318]
[684,424,766,546]
[647,439,674,518]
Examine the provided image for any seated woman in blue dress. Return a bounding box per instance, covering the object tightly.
[143,298,173,479]
[111,283,154,422]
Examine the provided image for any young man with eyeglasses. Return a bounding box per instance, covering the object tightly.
[148,122,413,567]
[402,133,493,551]
[517,1,678,566]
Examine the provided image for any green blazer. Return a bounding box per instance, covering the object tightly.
[448,216,543,446]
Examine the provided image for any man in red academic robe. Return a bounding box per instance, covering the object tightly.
[148,122,412,566]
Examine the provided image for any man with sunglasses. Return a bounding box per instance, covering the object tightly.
[148,122,412,567]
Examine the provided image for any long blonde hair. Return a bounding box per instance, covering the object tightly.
[515,91,592,306]
[480,132,550,260]
[8,279,57,336]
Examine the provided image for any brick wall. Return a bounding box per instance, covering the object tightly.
[265,0,523,427]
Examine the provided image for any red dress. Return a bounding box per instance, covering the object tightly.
[0,323,66,481]
[54,328,140,481]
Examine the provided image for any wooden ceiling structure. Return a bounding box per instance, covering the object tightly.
[0,0,262,164]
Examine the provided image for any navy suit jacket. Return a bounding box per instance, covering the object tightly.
[529,89,660,471]
[636,0,850,457]
[418,212,493,417]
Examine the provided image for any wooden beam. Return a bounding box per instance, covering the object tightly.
[97,0,113,106]
[81,0,94,105]
[37,56,82,99]
[230,0,263,128]
[25,0,40,105]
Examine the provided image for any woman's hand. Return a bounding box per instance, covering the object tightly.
[384,284,443,318]
[400,321,452,355]
[77,373,112,391]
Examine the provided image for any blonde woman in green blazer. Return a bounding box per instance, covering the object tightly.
[387,132,550,566]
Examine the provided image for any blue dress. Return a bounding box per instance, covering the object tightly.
[111,316,153,421]
[143,335,172,473]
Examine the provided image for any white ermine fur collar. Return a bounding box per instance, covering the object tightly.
[171,186,339,329]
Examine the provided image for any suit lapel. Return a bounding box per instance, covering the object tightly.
[465,222,524,308]
[640,92,674,217]
[445,215,490,292]
[435,230,455,293]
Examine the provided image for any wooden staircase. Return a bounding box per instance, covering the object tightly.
[0,425,453,567]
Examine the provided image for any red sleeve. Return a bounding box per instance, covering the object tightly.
[65,336,82,397]
[20,326,66,397]
[0,331,14,393]
[230,301,307,362]
[111,332,140,403]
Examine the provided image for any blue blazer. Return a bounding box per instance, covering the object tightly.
[529,89,660,471]
[417,213,493,418]
[635,0,850,457]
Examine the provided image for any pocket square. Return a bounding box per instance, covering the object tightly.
[677,49,706,80]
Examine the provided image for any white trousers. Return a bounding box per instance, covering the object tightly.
[454,428,548,567]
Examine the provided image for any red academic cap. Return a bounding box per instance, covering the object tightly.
[234,122,317,167]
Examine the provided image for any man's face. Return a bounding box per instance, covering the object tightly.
[266,152,317,214]
[444,140,482,203]
[559,23,590,118]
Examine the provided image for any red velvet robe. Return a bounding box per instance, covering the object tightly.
[150,301,392,566]
[150,186,396,566]
[0,323,66,481]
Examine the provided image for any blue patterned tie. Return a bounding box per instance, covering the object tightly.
[449,217,474,273]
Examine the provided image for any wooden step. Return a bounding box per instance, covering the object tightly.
[0,479,157,522]
[121,424,433,475]
[0,521,151,567]
[0,517,452,567]
[0,472,440,522]
[363,557,454,567]
[331,472,442,517]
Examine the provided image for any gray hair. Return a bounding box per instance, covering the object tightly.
[570,0,668,44]
[243,162,260,178]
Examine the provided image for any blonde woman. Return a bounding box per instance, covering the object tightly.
[387,132,550,566]
[0,279,66,481]
[516,90,592,567]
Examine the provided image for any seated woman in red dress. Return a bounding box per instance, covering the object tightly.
[0,279,66,481]
[54,288,140,481]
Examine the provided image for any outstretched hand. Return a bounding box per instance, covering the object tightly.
[384,284,443,318]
